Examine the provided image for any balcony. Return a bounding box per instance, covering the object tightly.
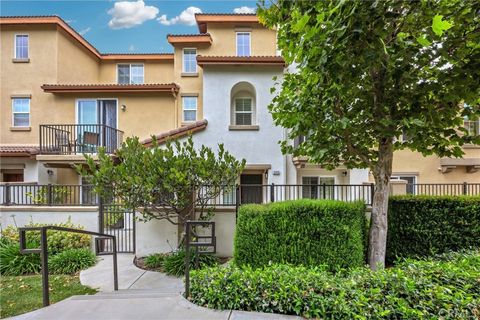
[39,124,123,155]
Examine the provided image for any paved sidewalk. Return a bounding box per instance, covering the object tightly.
[11,254,302,320]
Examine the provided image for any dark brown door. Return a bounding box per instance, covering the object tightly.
[240,174,263,204]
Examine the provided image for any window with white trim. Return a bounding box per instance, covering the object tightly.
[182,96,197,122]
[183,48,197,73]
[15,35,29,59]
[391,175,417,194]
[234,98,253,125]
[302,176,335,199]
[236,32,250,57]
[12,98,30,127]
[117,64,144,84]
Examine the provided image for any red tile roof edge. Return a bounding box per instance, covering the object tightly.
[141,119,208,147]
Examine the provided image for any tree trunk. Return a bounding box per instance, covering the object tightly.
[368,140,394,270]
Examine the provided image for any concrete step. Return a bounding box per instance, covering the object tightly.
[71,292,178,300]
[96,289,181,296]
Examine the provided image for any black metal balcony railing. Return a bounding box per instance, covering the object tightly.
[2,183,479,207]
[40,124,124,155]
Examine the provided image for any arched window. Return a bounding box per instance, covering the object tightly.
[230,82,256,126]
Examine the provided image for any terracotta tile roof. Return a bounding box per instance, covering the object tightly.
[0,16,173,60]
[196,55,285,67]
[0,145,39,157]
[41,83,180,93]
[142,120,208,147]
[194,13,259,33]
[167,33,212,45]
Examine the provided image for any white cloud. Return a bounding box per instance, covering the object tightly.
[233,6,256,14]
[79,27,91,36]
[108,0,159,29]
[128,44,135,52]
[157,6,202,26]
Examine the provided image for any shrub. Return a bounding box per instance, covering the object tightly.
[190,250,480,319]
[387,195,480,263]
[1,218,91,255]
[0,242,41,276]
[234,199,366,271]
[49,249,96,274]
[144,253,166,269]
[163,250,219,277]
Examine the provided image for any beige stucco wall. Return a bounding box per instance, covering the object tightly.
[391,149,480,183]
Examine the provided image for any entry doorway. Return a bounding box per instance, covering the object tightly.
[240,174,263,204]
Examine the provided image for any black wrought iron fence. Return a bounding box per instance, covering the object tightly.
[2,182,479,207]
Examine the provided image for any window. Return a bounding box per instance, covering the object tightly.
[391,175,417,194]
[464,117,480,137]
[12,98,30,127]
[182,96,197,122]
[117,64,144,84]
[302,177,335,199]
[15,35,29,59]
[236,32,251,56]
[234,98,253,125]
[183,48,197,73]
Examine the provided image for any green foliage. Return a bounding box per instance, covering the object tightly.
[259,1,480,169]
[81,136,245,229]
[1,219,91,255]
[26,186,70,205]
[144,253,167,269]
[0,242,41,276]
[190,250,480,319]
[163,250,219,277]
[49,249,97,275]
[387,195,480,263]
[234,200,366,271]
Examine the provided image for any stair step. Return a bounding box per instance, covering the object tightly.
[72,292,179,300]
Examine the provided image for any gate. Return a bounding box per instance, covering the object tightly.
[99,202,135,253]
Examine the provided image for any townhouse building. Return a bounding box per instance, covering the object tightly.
[0,14,478,204]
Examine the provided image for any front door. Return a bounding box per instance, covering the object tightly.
[240,174,263,204]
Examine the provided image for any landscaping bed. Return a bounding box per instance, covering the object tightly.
[0,275,97,319]
[189,250,480,319]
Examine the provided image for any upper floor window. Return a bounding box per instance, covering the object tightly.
[182,96,197,122]
[236,32,251,57]
[15,34,29,59]
[183,48,197,73]
[230,82,256,128]
[117,64,144,84]
[12,98,30,127]
[464,117,480,137]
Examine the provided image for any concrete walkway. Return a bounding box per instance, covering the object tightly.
[11,254,302,320]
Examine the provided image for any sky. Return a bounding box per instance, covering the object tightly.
[0,0,260,53]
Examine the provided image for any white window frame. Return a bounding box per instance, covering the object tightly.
[182,96,197,122]
[301,175,337,200]
[116,63,144,84]
[182,48,197,73]
[233,97,254,125]
[14,34,29,59]
[11,98,30,127]
[236,32,251,57]
[391,175,417,194]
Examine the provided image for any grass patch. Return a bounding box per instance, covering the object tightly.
[0,274,97,318]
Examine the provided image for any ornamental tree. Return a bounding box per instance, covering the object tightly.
[259,0,480,269]
[80,136,245,243]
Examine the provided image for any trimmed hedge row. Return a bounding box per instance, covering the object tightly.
[387,195,480,263]
[234,199,366,271]
[190,250,480,319]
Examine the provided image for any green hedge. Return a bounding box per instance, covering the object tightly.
[190,250,480,319]
[234,199,366,270]
[387,195,480,263]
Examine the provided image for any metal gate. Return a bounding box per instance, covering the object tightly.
[99,203,135,253]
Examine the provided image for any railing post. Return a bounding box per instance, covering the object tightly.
[98,197,104,233]
[102,125,106,150]
[463,182,468,195]
[47,184,53,206]
[235,185,240,218]
[322,183,326,199]
[5,183,11,206]
[270,183,275,203]
[185,221,191,299]
[40,227,50,307]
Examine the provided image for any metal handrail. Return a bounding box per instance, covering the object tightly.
[41,123,124,133]
[19,226,118,307]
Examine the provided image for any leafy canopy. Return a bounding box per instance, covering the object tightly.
[81,136,245,225]
[259,0,480,170]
